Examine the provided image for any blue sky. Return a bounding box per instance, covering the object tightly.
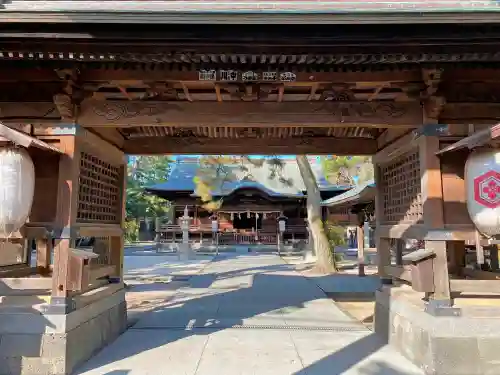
[169,155,298,160]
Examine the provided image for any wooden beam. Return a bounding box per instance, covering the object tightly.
[373,130,418,164]
[462,268,500,280]
[0,277,52,294]
[377,224,478,241]
[441,103,500,122]
[75,224,123,238]
[384,265,412,283]
[443,68,500,83]
[73,283,124,309]
[449,280,500,294]
[0,69,61,82]
[87,127,126,149]
[123,136,377,155]
[78,68,422,84]
[0,102,60,122]
[79,100,422,128]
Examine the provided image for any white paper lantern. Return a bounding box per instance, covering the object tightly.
[465,148,500,237]
[0,147,35,237]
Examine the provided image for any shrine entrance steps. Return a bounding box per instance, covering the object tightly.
[74,253,422,375]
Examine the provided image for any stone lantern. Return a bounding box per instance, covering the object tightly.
[178,206,195,260]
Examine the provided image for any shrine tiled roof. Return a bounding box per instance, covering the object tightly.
[147,156,349,198]
[321,179,375,206]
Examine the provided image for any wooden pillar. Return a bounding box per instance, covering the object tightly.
[420,135,454,313]
[448,241,466,276]
[395,239,404,266]
[51,134,80,306]
[36,235,53,276]
[374,164,391,284]
[110,164,127,280]
[356,225,365,277]
[490,245,500,271]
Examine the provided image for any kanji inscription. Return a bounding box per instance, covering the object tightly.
[474,170,500,209]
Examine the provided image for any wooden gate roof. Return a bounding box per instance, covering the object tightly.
[1,22,500,155]
[1,1,499,24]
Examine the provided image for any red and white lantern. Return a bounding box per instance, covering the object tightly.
[465,148,500,237]
[0,147,35,238]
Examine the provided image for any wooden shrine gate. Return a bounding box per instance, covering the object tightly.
[1,19,500,375]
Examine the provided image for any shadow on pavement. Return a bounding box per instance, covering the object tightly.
[74,255,415,374]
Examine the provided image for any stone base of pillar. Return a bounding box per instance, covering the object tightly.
[178,243,195,260]
[0,287,127,375]
[375,285,500,375]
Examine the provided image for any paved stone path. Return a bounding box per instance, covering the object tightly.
[75,254,423,375]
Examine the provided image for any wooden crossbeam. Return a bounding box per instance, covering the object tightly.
[122,136,377,155]
[0,68,423,84]
[78,100,422,128]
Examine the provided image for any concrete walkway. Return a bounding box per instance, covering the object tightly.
[75,254,423,375]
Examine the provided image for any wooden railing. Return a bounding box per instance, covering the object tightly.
[159,224,300,245]
[68,248,116,294]
[384,265,412,283]
[449,268,500,294]
[218,232,278,245]
[384,263,500,295]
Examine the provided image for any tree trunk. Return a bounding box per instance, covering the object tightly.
[296,155,337,273]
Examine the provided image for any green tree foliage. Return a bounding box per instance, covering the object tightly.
[125,156,172,242]
[194,156,239,210]
[126,156,172,219]
[322,156,374,185]
[194,156,277,211]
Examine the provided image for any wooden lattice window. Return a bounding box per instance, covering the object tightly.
[381,151,422,224]
[77,152,121,223]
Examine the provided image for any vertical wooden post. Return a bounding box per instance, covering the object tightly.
[374,163,391,284]
[356,225,365,276]
[36,235,52,276]
[448,241,466,276]
[51,135,80,304]
[474,230,485,266]
[490,245,500,271]
[420,135,455,313]
[110,164,127,281]
[395,239,404,266]
[155,217,162,250]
